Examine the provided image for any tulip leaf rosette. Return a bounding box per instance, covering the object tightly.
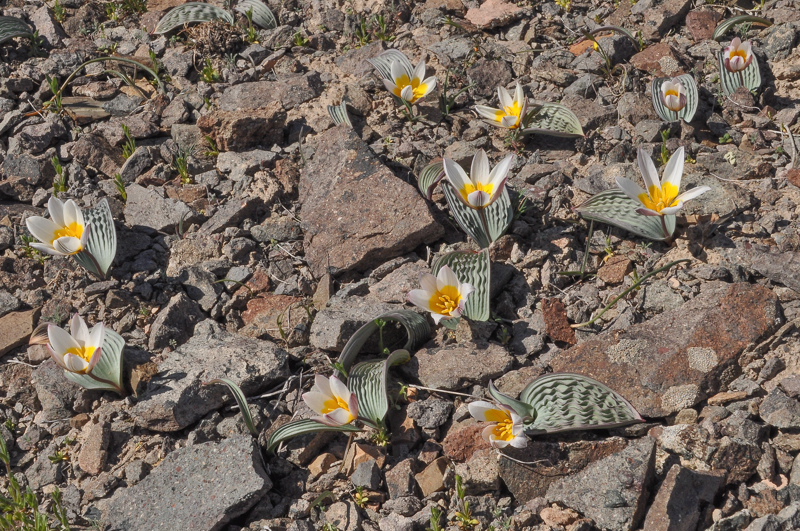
[651,74,698,123]
[406,265,474,328]
[718,37,761,94]
[32,314,126,395]
[615,146,710,238]
[468,401,528,448]
[660,78,686,120]
[476,84,527,129]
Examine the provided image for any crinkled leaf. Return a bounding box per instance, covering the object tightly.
[203,378,258,436]
[712,15,772,41]
[65,329,125,392]
[347,349,410,428]
[235,0,276,29]
[73,198,117,278]
[488,380,535,418]
[519,373,643,434]
[574,188,675,241]
[522,103,584,138]
[338,310,431,374]
[367,49,414,81]
[432,249,490,322]
[266,418,360,453]
[328,100,352,127]
[153,3,234,34]
[442,184,513,249]
[0,16,33,46]
[718,50,761,95]
[651,74,698,122]
[418,160,445,199]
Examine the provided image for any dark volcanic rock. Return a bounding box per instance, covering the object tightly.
[550,282,780,417]
[299,125,444,277]
[643,464,726,531]
[103,435,270,531]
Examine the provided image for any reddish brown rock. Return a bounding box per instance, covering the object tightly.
[685,10,723,42]
[238,293,303,342]
[542,298,577,345]
[415,457,449,497]
[550,282,780,417]
[443,424,491,462]
[197,101,286,152]
[0,308,40,357]
[630,43,684,77]
[78,422,111,476]
[643,464,725,531]
[597,255,633,284]
[465,0,524,29]
[70,133,125,177]
[787,168,800,189]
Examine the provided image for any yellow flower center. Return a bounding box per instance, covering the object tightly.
[51,221,84,244]
[731,49,747,60]
[664,89,679,98]
[638,182,680,213]
[460,181,494,204]
[492,100,522,128]
[66,345,96,363]
[392,74,429,102]
[427,285,461,315]
[484,408,516,441]
[322,396,350,414]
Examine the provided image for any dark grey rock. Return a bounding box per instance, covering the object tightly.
[407,398,453,429]
[147,292,205,351]
[385,459,418,499]
[179,266,222,312]
[251,216,302,243]
[382,497,423,517]
[124,184,202,232]
[401,341,513,391]
[643,464,725,531]
[0,291,22,318]
[199,197,263,235]
[351,460,382,490]
[309,297,403,351]
[119,147,153,183]
[759,388,800,429]
[762,23,798,61]
[103,94,144,116]
[103,436,270,531]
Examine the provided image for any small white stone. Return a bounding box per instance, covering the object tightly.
[687,347,718,373]
[661,384,701,414]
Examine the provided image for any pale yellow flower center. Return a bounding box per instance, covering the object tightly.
[51,221,83,243]
[493,101,522,127]
[638,182,680,213]
[460,181,494,203]
[730,49,747,61]
[322,396,350,414]
[484,408,516,441]
[392,74,428,102]
[66,345,95,363]
[664,89,679,98]
[427,285,461,315]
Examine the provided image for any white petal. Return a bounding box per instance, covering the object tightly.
[471,149,489,185]
[63,199,83,227]
[443,158,470,192]
[509,434,528,448]
[86,346,102,373]
[80,222,92,251]
[730,37,741,49]
[476,104,502,122]
[615,176,647,204]
[418,76,437,98]
[431,312,448,324]
[489,435,510,449]
[467,190,490,208]
[47,196,66,227]
[329,375,352,402]
[513,83,524,106]
[86,322,105,351]
[407,289,434,312]
[383,79,400,96]
[348,393,359,419]
[661,146,684,190]
[498,86,513,109]
[314,374,332,397]
[436,265,460,292]
[52,237,82,255]
[659,205,683,216]
[468,400,501,421]
[636,207,662,217]
[71,314,89,344]
[390,60,406,84]
[500,115,518,128]
[325,408,354,426]
[411,60,426,83]
[26,216,60,244]
[419,272,438,294]
[400,85,414,102]
[673,185,711,203]
[63,353,89,373]
[303,391,330,414]
[486,154,514,190]
[459,282,475,300]
[481,423,496,443]
[637,146,659,194]
[47,345,68,369]
[29,242,62,256]
[48,324,80,355]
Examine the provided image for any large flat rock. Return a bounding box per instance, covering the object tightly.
[131,320,288,431]
[550,282,780,417]
[299,125,444,277]
[401,341,514,391]
[103,435,270,531]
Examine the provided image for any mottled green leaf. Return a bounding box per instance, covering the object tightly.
[328,100,352,127]
[235,0,276,29]
[347,349,410,428]
[522,103,584,138]
[0,16,33,46]
[65,329,125,393]
[338,311,431,374]
[265,418,360,453]
[712,15,771,41]
[651,74,698,122]
[442,185,513,249]
[154,3,234,34]
[73,198,117,278]
[718,50,761,95]
[574,188,675,241]
[418,160,445,199]
[367,49,414,82]
[203,378,258,436]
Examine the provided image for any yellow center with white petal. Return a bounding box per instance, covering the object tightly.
[322,395,350,414]
[51,221,84,243]
[730,49,748,61]
[638,182,680,213]
[428,284,461,316]
[460,181,494,203]
[484,408,516,441]
[392,74,429,102]
[664,88,679,98]
[493,101,522,127]
[66,345,96,363]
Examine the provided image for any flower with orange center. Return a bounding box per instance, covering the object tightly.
[475,84,527,129]
[468,401,528,448]
[723,37,753,73]
[302,375,359,427]
[383,58,437,104]
[25,196,91,256]
[659,78,687,113]
[616,146,710,217]
[45,314,105,374]
[406,265,474,324]
[443,149,514,210]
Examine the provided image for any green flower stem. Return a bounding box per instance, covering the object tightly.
[571,259,691,329]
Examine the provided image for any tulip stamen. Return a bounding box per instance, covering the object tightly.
[66,345,96,363]
[51,222,84,244]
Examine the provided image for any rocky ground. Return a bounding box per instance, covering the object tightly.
[1,0,800,529]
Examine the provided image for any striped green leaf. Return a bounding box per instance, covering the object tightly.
[574,188,675,241]
[203,378,258,436]
[328,101,352,127]
[73,198,117,279]
[432,249,490,322]
[235,0,276,29]
[418,160,445,199]
[519,373,643,434]
[367,49,413,82]
[153,3,234,34]
[0,16,33,46]
[651,74,698,122]
[442,185,513,249]
[718,50,761,95]
[338,310,431,374]
[522,103,584,138]
[266,418,360,453]
[712,15,771,42]
[65,329,125,393]
[488,380,535,418]
[347,349,410,428]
